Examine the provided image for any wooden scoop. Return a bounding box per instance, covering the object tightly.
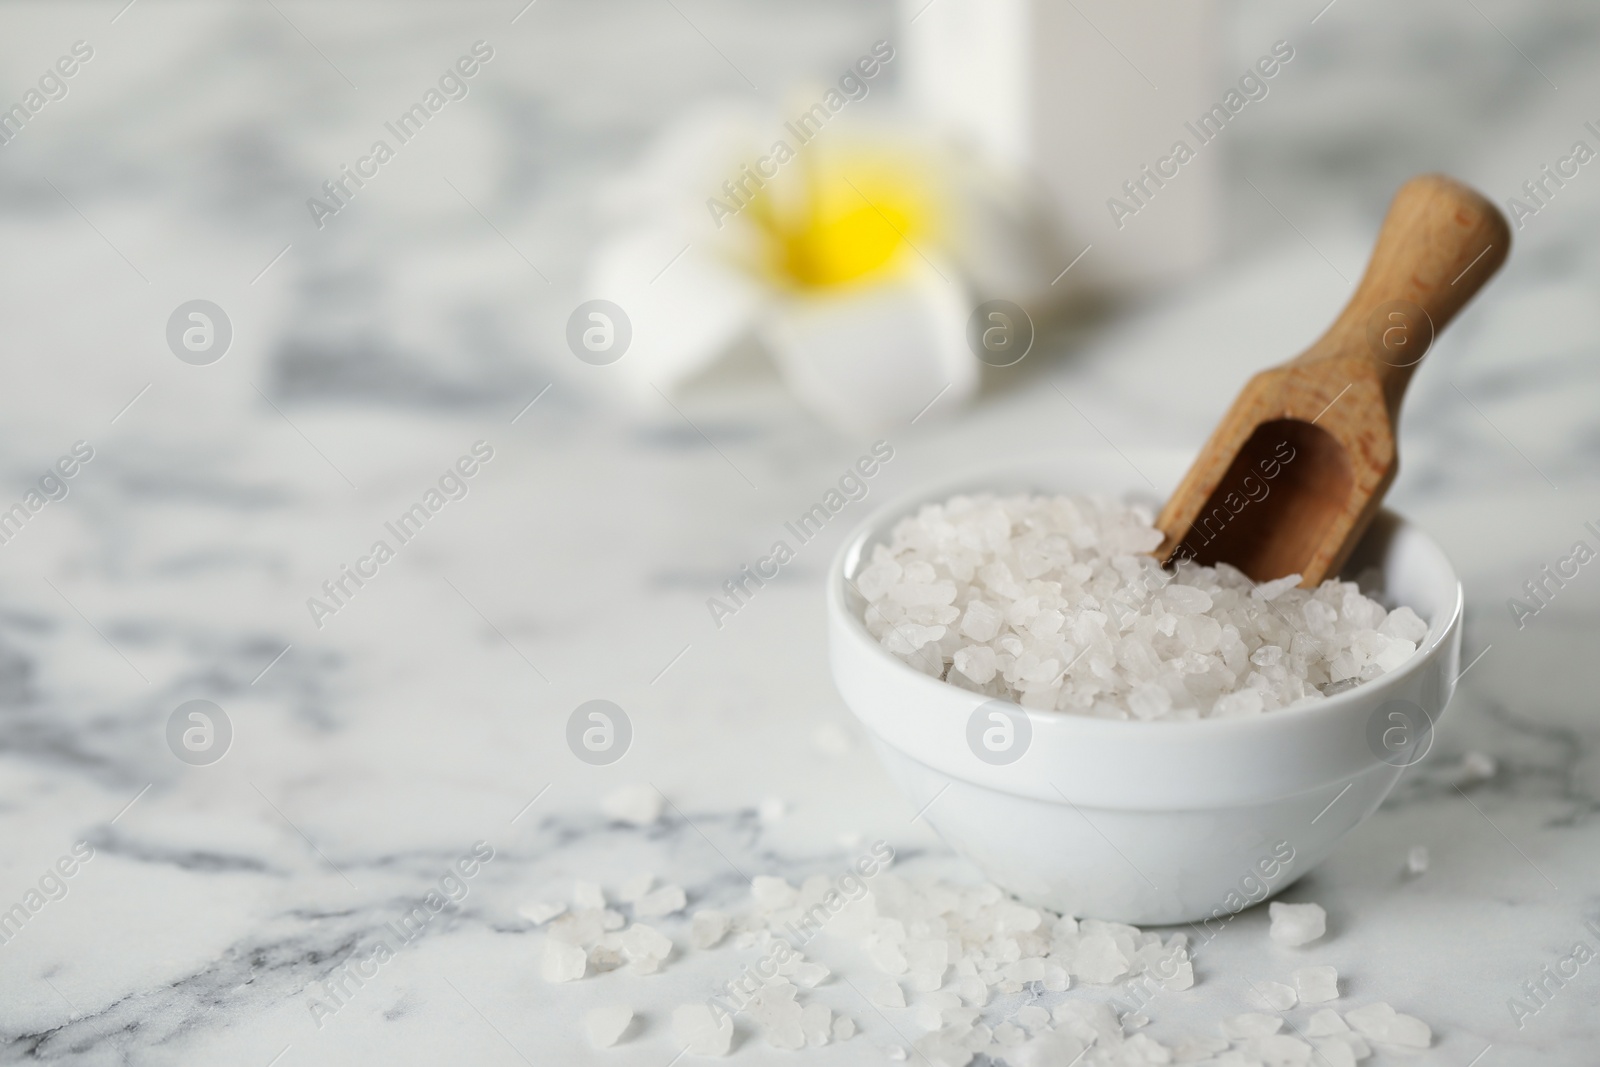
[1156,173,1510,586]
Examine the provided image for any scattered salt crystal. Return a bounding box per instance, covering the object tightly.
[584,1005,632,1048]
[673,1004,733,1056]
[1457,750,1497,783]
[588,935,624,973]
[600,784,663,826]
[619,923,672,973]
[750,981,806,1049]
[1241,1033,1313,1064]
[1294,965,1339,1003]
[633,885,686,918]
[956,975,988,1006]
[758,795,787,823]
[617,873,653,903]
[871,980,906,1008]
[573,881,606,910]
[913,1025,978,1067]
[1252,980,1298,1011]
[1345,1002,1430,1048]
[1306,1008,1348,1036]
[1012,1029,1090,1067]
[788,960,830,987]
[542,938,587,982]
[885,1045,908,1061]
[868,937,909,975]
[545,864,1432,1065]
[993,1022,1026,1046]
[1406,844,1430,876]
[1311,1036,1359,1067]
[905,938,950,990]
[1268,901,1327,946]
[1330,1032,1371,1059]
[801,1001,832,1046]
[547,909,604,945]
[1072,932,1130,983]
[519,900,565,925]
[1221,1013,1283,1039]
[690,909,728,949]
[1173,1036,1230,1060]
[914,991,960,1030]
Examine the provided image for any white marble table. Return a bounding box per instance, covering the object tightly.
[0,2,1596,1064]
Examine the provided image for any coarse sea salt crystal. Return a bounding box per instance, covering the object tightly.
[519,900,565,925]
[1294,965,1340,1003]
[673,1004,733,1056]
[751,981,807,1049]
[619,923,672,974]
[1311,1036,1359,1067]
[600,783,663,826]
[1072,932,1130,983]
[1345,1002,1431,1048]
[618,873,653,903]
[690,908,728,949]
[1174,1036,1230,1060]
[914,991,960,1030]
[633,884,686,918]
[788,959,830,988]
[542,938,587,982]
[1457,750,1497,782]
[585,1005,633,1047]
[1252,980,1298,1011]
[801,1001,833,1046]
[1306,1008,1349,1036]
[1241,1033,1313,1064]
[548,859,1436,1067]
[993,1022,1025,1046]
[861,493,1422,719]
[871,980,906,1008]
[1269,901,1327,946]
[1406,844,1430,876]
[573,881,606,910]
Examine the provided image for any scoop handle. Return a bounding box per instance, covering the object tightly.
[1304,173,1511,412]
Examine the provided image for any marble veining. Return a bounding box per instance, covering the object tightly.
[0,1,1596,1064]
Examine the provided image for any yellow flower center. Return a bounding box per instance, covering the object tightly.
[745,152,934,290]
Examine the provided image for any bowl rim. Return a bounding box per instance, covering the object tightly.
[826,452,1464,742]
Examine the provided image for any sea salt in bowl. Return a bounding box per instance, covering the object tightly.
[827,452,1462,925]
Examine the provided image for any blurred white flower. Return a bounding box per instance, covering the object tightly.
[585,101,1066,432]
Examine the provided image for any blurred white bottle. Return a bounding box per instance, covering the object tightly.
[901,0,1220,291]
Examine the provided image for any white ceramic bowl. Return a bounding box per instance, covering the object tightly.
[827,452,1462,925]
